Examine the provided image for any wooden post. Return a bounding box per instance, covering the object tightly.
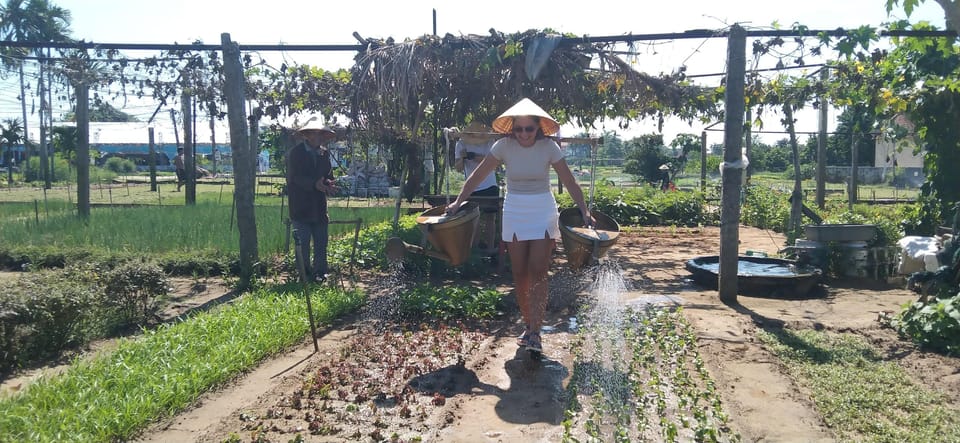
[849,130,859,210]
[700,130,707,193]
[785,106,804,238]
[718,24,747,304]
[148,127,158,191]
[182,83,196,205]
[222,32,259,289]
[249,118,260,194]
[76,81,91,219]
[744,107,752,183]
[209,102,218,174]
[816,68,828,209]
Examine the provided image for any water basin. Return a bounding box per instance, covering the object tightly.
[685,255,823,298]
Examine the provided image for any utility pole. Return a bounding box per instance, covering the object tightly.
[39,59,49,189]
[817,68,829,209]
[718,24,747,304]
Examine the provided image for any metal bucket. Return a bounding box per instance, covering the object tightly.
[415,202,481,266]
[558,208,620,271]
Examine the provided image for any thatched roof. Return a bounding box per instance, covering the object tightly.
[348,28,717,135]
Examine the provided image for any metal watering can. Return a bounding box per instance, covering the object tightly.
[558,208,620,271]
[386,201,481,266]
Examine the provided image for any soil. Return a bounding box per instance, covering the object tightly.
[9,226,959,442]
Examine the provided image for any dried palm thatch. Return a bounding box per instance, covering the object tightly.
[349,28,718,136]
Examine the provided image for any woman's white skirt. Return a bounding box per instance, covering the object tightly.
[501,191,560,242]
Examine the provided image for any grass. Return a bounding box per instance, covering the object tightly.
[759,329,960,442]
[0,202,396,256]
[0,283,365,442]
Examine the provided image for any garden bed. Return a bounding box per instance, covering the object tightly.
[131,226,960,442]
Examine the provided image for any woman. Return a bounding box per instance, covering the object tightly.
[447,98,593,355]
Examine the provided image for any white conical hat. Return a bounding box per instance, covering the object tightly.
[293,116,336,136]
[491,98,560,136]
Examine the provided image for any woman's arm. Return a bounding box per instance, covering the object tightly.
[446,155,501,214]
[553,158,595,227]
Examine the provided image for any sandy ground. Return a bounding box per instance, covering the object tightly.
[7,225,958,442]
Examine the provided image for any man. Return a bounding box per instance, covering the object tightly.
[286,120,338,283]
[173,147,186,192]
[454,121,499,254]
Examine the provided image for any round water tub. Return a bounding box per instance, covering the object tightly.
[685,255,823,298]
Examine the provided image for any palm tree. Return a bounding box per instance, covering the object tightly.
[0,0,33,168]
[1,118,24,185]
[0,0,72,188]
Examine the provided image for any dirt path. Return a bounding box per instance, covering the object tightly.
[133,226,957,442]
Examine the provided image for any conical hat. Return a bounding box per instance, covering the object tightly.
[491,98,560,136]
[294,117,336,136]
[461,121,492,144]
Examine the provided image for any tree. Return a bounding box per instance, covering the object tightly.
[0,0,72,189]
[887,0,960,32]
[597,130,625,166]
[64,101,139,122]
[1,118,23,184]
[622,133,672,184]
[670,133,701,171]
[827,107,877,166]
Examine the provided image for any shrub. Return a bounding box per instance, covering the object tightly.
[329,215,427,273]
[0,261,173,373]
[6,267,100,363]
[23,156,71,182]
[783,163,815,180]
[741,185,790,232]
[893,295,960,355]
[104,156,136,174]
[101,261,169,329]
[648,190,716,226]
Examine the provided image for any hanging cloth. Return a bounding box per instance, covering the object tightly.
[525,35,562,81]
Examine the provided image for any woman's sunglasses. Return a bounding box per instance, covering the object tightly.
[512,125,537,134]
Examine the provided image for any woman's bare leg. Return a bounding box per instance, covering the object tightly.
[508,240,531,328]
[525,238,554,333]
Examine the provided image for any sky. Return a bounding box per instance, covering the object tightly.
[4,0,948,146]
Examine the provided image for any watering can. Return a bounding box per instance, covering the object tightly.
[386,201,481,266]
[558,208,620,271]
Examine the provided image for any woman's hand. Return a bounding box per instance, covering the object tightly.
[582,209,597,229]
[445,199,463,216]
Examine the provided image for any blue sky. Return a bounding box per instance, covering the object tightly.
[4,0,949,143]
